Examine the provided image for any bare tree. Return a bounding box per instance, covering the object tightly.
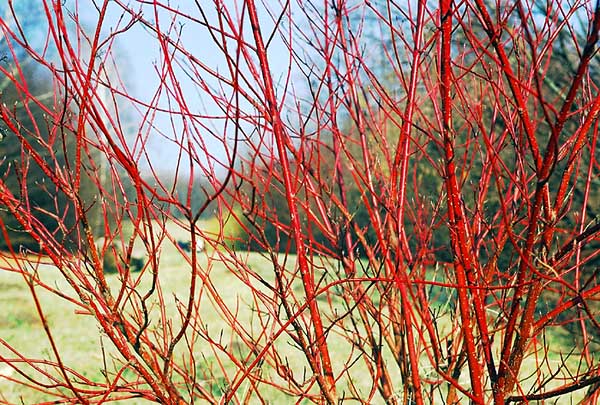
[0,0,599,403]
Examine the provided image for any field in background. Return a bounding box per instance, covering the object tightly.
[0,223,581,404]
[0,250,277,403]
[0,217,355,403]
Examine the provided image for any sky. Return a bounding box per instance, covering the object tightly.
[78,0,294,178]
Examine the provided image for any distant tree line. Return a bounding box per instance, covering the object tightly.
[0,2,99,252]
[225,1,600,271]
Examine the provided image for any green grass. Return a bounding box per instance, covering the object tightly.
[0,248,382,403]
[0,234,316,403]
[0,232,593,403]
[0,264,104,403]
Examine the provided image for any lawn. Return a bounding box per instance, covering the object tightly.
[0,221,344,404]
[0,232,590,403]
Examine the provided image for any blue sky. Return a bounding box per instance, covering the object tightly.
[78,1,294,178]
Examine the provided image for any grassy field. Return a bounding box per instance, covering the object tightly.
[0,263,226,402]
[0,219,343,404]
[0,227,591,403]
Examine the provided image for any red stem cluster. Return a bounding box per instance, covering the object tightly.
[0,0,598,403]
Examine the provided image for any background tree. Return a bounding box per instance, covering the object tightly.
[0,1,99,252]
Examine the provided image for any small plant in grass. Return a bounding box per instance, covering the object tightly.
[96,238,145,275]
[101,245,120,274]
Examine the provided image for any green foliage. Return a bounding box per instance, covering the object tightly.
[225,182,334,254]
[129,256,145,273]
